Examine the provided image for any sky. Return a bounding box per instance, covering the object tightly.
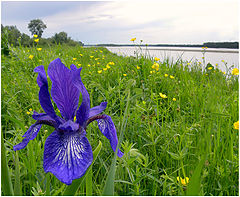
[1,0,239,44]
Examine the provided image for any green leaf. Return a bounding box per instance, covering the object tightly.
[86,166,92,196]
[1,132,14,196]
[63,140,102,196]
[102,91,130,196]
[14,152,21,196]
[186,155,206,196]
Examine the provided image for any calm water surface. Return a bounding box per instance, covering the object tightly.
[107,46,239,72]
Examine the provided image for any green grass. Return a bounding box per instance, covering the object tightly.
[1,43,239,196]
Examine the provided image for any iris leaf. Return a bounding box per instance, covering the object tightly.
[1,132,14,196]
[102,91,130,196]
[63,140,102,196]
[14,152,21,196]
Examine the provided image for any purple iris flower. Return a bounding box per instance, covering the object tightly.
[13,58,123,185]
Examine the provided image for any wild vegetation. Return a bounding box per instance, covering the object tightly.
[1,41,239,195]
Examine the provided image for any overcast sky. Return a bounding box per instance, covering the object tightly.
[1,0,239,44]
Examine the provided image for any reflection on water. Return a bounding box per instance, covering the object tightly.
[107,46,239,72]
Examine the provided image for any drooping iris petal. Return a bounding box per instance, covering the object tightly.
[13,123,42,151]
[43,130,93,185]
[48,58,80,120]
[71,66,90,127]
[96,115,123,157]
[34,66,60,124]
[89,102,107,118]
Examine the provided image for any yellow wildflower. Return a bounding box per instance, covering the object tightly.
[233,120,239,130]
[103,68,107,71]
[34,39,39,43]
[222,60,225,62]
[130,38,136,41]
[95,58,99,60]
[78,64,82,66]
[170,75,174,79]
[177,177,189,186]
[150,71,153,74]
[215,63,218,66]
[100,50,103,53]
[154,57,160,61]
[29,55,34,60]
[208,67,213,70]
[137,66,140,69]
[97,62,100,65]
[108,62,115,65]
[164,74,168,77]
[33,34,38,38]
[88,64,91,67]
[29,108,32,111]
[106,65,111,69]
[173,98,176,101]
[80,54,83,56]
[123,74,127,76]
[232,68,239,75]
[98,70,102,74]
[187,62,190,65]
[223,72,226,75]
[74,116,76,122]
[73,58,77,61]
[152,64,156,69]
[37,48,42,51]
[26,111,30,115]
[90,56,94,58]
[159,93,167,99]
[142,101,146,105]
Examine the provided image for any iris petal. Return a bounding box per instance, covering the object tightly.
[13,123,42,151]
[43,130,93,185]
[71,67,90,127]
[97,115,123,157]
[48,58,80,120]
[89,102,107,118]
[34,66,59,123]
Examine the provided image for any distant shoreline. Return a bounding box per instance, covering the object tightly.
[86,42,239,49]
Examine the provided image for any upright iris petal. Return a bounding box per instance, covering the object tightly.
[48,58,80,120]
[14,58,123,185]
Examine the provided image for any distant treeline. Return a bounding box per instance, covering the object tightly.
[96,42,239,49]
[1,24,84,48]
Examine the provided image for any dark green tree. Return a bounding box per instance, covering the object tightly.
[1,25,21,46]
[20,33,31,47]
[27,19,47,38]
[53,31,68,44]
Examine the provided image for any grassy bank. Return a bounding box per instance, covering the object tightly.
[1,44,239,195]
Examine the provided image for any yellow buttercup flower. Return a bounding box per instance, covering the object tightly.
[170,75,174,79]
[29,108,32,111]
[98,70,102,74]
[154,57,160,61]
[78,64,81,66]
[106,65,111,69]
[173,98,176,101]
[34,39,39,43]
[108,62,115,65]
[29,55,34,60]
[137,66,140,69]
[208,67,213,70]
[233,120,239,130]
[79,54,83,56]
[159,93,167,99]
[123,74,127,76]
[232,68,239,75]
[37,48,42,51]
[164,74,168,77]
[103,68,107,71]
[26,111,30,115]
[73,58,77,61]
[130,38,136,42]
[152,64,156,69]
[90,56,94,58]
[33,34,38,38]
[150,71,153,74]
[95,58,99,60]
[177,177,189,186]
[221,60,225,62]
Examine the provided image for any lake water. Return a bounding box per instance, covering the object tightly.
[106,46,239,72]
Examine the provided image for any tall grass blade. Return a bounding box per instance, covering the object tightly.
[14,152,21,196]
[63,140,102,196]
[186,155,206,196]
[102,91,130,196]
[1,132,14,196]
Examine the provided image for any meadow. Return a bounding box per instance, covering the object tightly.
[1,42,239,196]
